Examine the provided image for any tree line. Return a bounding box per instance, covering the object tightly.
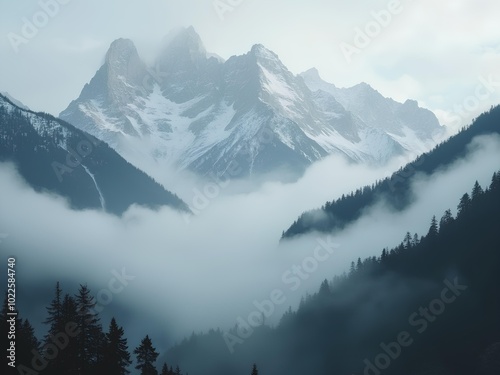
[1,282,187,375]
[282,105,500,239]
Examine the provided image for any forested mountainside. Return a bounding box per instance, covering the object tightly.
[282,106,500,240]
[166,170,500,375]
[0,93,188,215]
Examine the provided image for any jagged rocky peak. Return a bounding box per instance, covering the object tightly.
[402,99,419,107]
[300,68,337,92]
[75,38,147,106]
[246,44,296,90]
[300,67,322,81]
[158,26,208,65]
[250,44,277,59]
[105,38,138,64]
[156,26,221,103]
[398,99,443,139]
[250,44,290,72]
[59,27,445,179]
[104,38,147,93]
[348,81,380,96]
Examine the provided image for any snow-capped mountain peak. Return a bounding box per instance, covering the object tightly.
[160,26,207,57]
[299,68,337,92]
[60,28,444,181]
[300,69,444,148]
[158,26,208,71]
[251,44,279,60]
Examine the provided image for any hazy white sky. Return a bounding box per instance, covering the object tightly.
[1,0,500,131]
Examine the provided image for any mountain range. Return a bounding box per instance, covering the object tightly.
[60,27,444,180]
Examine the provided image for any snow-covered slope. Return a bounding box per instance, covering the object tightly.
[300,68,444,156]
[0,93,188,214]
[60,27,444,180]
[0,92,29,110]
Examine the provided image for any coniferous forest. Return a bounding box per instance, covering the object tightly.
[1,280,189,375]
[165,170,500,375]
[282,106,500,240]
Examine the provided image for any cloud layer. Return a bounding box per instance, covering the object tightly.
[1,134,499,353]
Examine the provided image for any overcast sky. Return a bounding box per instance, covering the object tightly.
[1,0,500,131]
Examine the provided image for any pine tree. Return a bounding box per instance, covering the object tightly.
[102,317,131,375]
[457,193,471,216]
[42,282,65,375]
[251,363,259,375]
[134,335,159,375]
[381,249,388,262]
[76,284,105,375]
[17,319,40,369]
[412,233,420,247]
[439,209,454,231]
[428,215,439,237]
[20,319,39,351]
[490,171,500,191]
[471,180,484,200]
[349,261,356,275]
[59,293,79,374]
[319,279,330,295]
[403,232,412,250]
[45,282,63,333]
[160,363,169,375]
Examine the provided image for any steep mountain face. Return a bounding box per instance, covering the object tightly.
[60,27,443,179]
[282,105,500,240]
[59,38,151,146]
[0,94,188,215]
[301,68,442,152]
